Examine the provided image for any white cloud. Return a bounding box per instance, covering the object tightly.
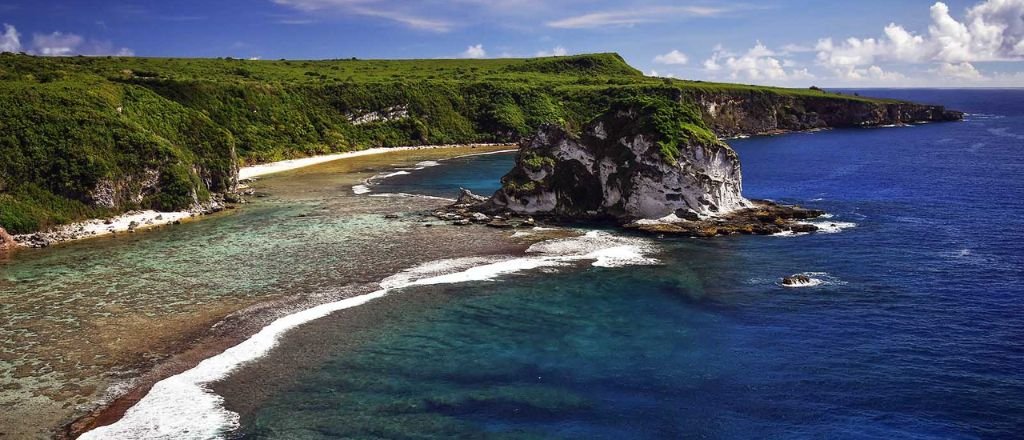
[272,0,452,32]
[816,0,1024,70]
[653,49,688,65]
[547,6,729,29]
[780,43,814,54]
[22,29,133,57]
[703,42,814,82]
[648,70,675,78]
[1,23,20,53]
[935,61,984,79]
[835,65,906,82]
[461,43,486,58]
[33,31,84,56]
[535,45,568,57]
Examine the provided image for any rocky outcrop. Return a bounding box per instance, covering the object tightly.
[487,101,751,222]
[444,97,831,237]
[0,227,15,253]
[487,100,753,222]
[690,90,963,138]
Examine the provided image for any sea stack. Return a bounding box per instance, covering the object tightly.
[489,97,750,221]
[465,96,827,237]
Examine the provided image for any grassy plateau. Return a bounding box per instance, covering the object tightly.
[0,52,890,234]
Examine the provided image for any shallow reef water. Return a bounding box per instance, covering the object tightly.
[234,90,1024,439]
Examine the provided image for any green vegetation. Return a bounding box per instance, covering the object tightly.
[0,52,889,234]
[603,94,723,163]
[521,152,556,171]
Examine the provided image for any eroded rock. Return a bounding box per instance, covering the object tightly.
[487,99,751,221]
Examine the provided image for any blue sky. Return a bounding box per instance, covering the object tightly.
[2,0,1023,87]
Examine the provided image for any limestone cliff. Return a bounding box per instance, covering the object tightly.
[690,90,962,137]
[488,98,751,221]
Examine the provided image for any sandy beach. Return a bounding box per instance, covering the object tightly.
[0,144,520,439]
[10,144,514,249]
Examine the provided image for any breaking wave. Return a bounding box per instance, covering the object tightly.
[79,230,659,439]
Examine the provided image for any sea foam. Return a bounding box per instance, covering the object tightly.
[79,230,658,440]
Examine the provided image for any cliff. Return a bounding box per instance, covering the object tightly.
[690,90,963,137]
[0,53,960,236]
[489,96,750,221]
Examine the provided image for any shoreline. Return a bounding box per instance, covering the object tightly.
[13,206,217,249]
[239,143,512,180]
[57,144,519,439]
[75,228,657,438]
[9,143,514,250]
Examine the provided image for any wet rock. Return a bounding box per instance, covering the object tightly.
[789,223,819,234]
[454,188,488,207]
[623,200,826,238]
[486,220,514,229]
[452,219,472,226]
[782,274,812,286]
[384,214,400,219]
[470,212,490,222]
[0,227,16,253]
[224,193,246,204]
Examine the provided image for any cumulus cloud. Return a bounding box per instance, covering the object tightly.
[1,23,20,53]
[535,45,568,57]
[935,61,985,79]
[653,49,688,65]
[30,31,134,57]
[33,31,84,56]
[1,27,134,57]
[703,42,814,82]
[816,0,1024,70]
[461,43,486,58]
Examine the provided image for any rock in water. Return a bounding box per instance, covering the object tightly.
[782,274,813,286]
[454,188,488,207]
[488,97,751,221]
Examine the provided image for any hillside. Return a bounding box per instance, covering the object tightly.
[0,53,959,235]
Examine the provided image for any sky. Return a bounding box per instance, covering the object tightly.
[2,0,1024,87]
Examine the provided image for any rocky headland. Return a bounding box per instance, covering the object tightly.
[691,89,963,137]
[434,93,956,237]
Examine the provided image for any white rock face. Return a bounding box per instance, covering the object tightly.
[346,105,410,125]
[490,108,750,221]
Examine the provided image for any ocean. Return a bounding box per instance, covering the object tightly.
[80,90,1024,439]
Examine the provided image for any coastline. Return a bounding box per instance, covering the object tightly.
[10,143,513,250]
[75,228,658,438]
[239,143,510,180]
[53,144,519,439]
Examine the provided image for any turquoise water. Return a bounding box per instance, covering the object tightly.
[237,90,1024,439]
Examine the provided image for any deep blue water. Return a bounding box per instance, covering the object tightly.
[240,90,1024,439]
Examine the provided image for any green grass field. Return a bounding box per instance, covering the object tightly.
[0,52,888,234]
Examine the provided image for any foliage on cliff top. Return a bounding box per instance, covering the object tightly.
[602,94,723,163]
[0,52,903,233]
